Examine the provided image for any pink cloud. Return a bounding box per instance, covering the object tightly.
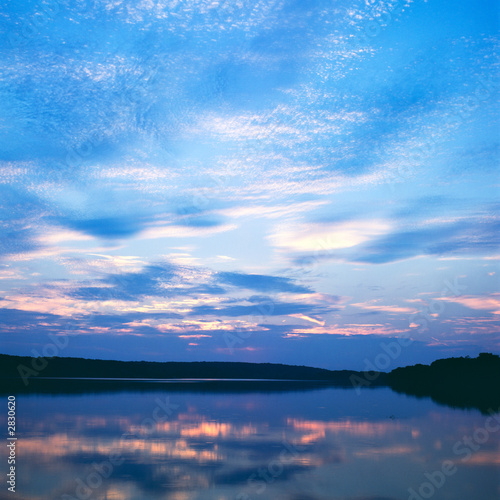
[437,293,500,315]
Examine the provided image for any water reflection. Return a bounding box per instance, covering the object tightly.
[3,386,499,499]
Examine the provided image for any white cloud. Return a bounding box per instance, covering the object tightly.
[268,219,392,253]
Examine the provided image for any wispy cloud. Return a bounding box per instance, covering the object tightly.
[350,300,418,315]
[438,294,500,315]
[290,323,409,337]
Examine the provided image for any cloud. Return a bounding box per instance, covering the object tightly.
[354,219,500,264]
[54,216,144,239]
[286,210,499,265]
[289,323,409,337]
[72,264,177,301]
[129,318,268,335]
[188,302,327,318]
[5,262,321,328]
[0,307,61,325]
[269,219,392,253]
[0,185,46,256]
[215,200,328,220]
[0,228,40,256]
[288,314,325,326]
[217,271,311,294]
[437,294,500,315]
[350,300,418,315]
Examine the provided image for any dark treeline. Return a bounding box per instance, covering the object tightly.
[0,353,499,413]
[0,353,386,385]
[387,352,500,414]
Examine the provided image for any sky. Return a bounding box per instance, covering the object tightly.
[0,0,498,370]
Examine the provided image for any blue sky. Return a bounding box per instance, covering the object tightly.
[0,0,498,369]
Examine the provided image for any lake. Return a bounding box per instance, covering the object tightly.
[3,382,499,499]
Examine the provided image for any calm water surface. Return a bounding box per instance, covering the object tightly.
[3,384,499,500]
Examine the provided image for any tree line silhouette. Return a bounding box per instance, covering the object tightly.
[0,352,498,413]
